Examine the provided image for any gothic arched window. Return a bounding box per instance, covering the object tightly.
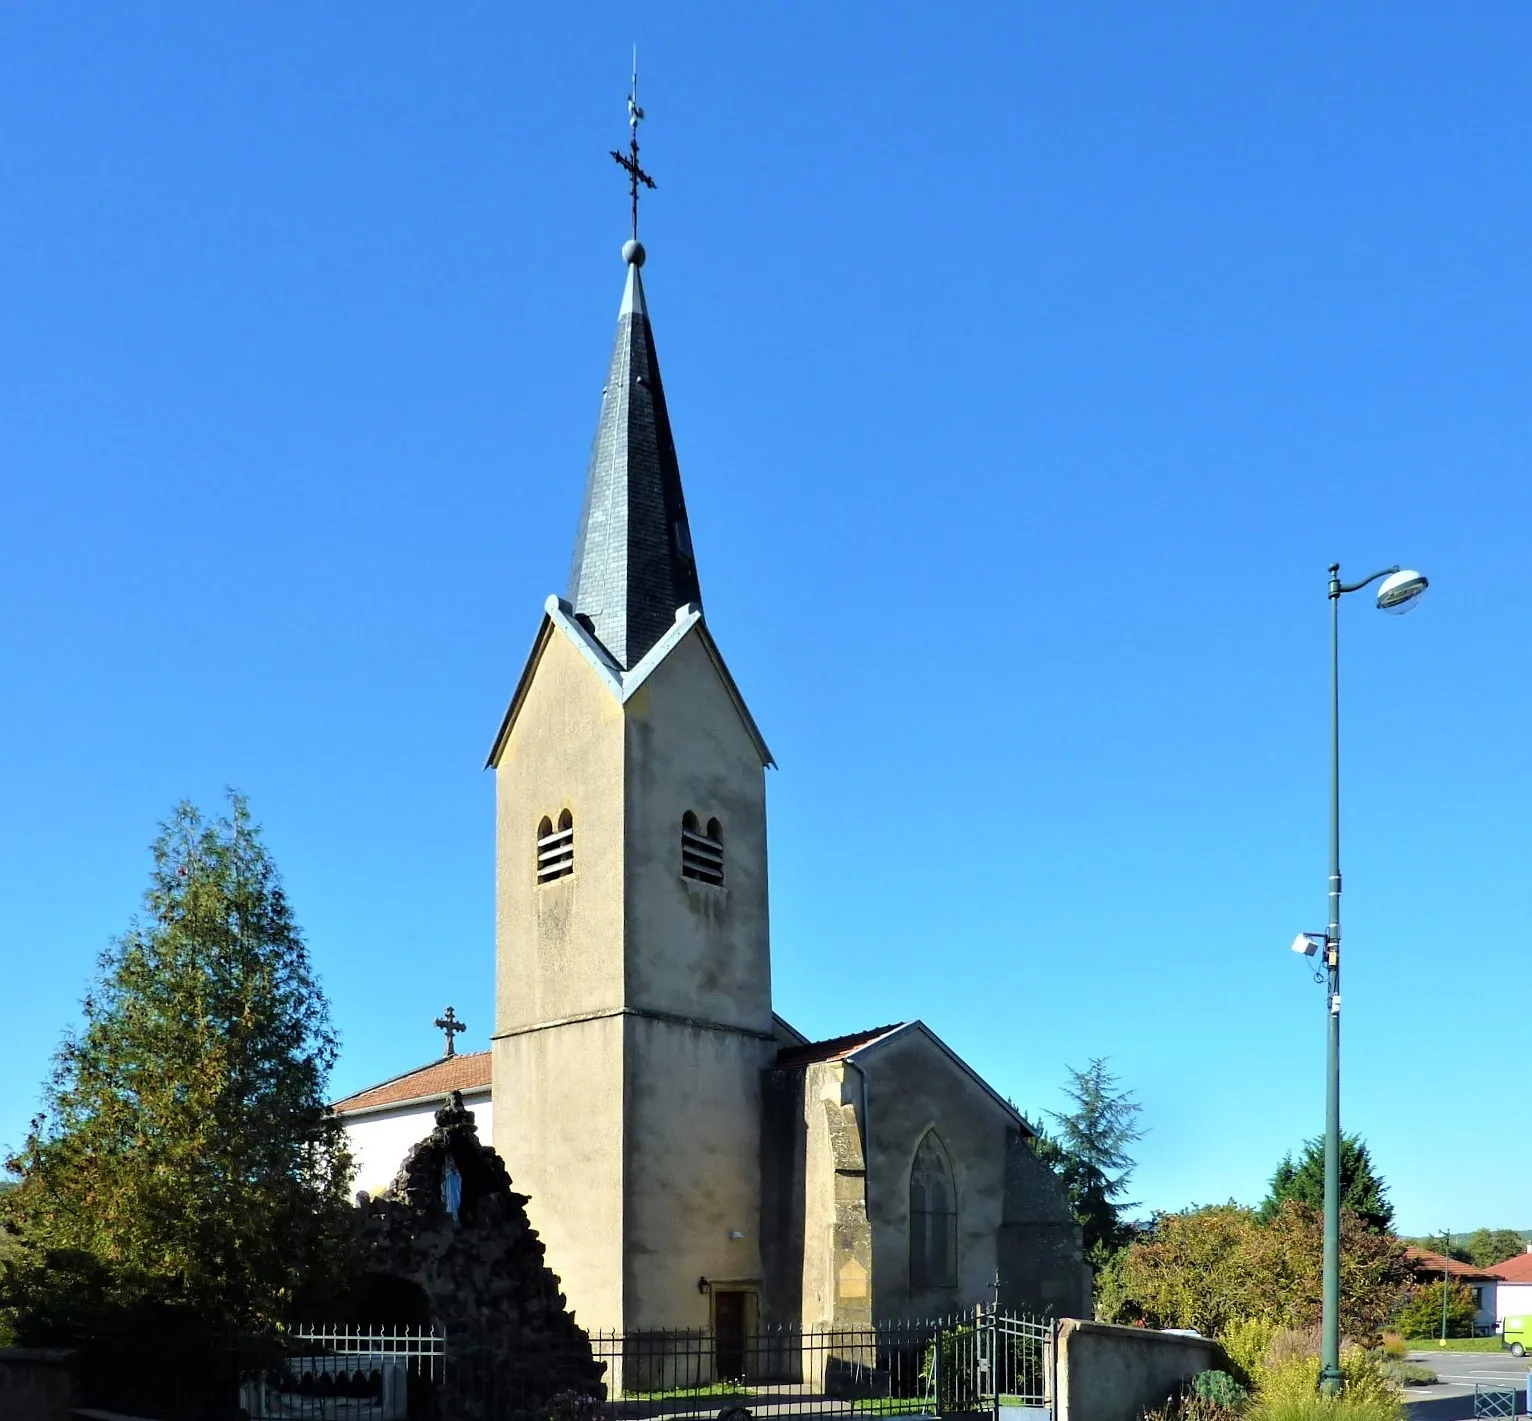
[536,809,575,883]
[910,1131,957,1289]
[681,811,724,886]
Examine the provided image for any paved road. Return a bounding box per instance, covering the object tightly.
[1403,1351,1529,1421]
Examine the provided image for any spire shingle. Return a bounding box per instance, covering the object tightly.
[566,250,701,669]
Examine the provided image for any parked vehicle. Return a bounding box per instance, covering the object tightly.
[1502,1316,1530,1357]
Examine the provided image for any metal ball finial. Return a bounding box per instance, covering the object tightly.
[622,239,646,267]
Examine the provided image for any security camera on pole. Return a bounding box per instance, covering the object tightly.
[1292,562,1428,1395]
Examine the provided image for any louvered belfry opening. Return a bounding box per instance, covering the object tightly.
[680,812,724,886]
[536,809,575,883]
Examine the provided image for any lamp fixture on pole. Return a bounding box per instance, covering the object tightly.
[1293,561,1428,1395]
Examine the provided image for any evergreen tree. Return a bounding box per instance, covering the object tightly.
[1,796,357,1336]
[1258,1134,1393,1234]
[1031,1058,1144,1266]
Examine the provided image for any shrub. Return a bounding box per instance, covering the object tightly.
[1221,1317,1280,1384]
[1376,1359,1435,1387]
[1393,1282,1476,1340]
[1377,1333,1405,1360]
[1193,1371,1248,1408]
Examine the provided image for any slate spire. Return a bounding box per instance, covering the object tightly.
[566,240,702,669]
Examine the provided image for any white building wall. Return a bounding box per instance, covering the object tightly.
[1496,1281,1532,1327]
[343,1092,494,1198]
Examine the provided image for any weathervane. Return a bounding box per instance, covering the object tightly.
[610,47,656,242]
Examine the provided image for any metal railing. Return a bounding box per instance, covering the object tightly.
[75,1308,1053,1421]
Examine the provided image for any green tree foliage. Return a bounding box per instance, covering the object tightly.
[1030,1059,1144,1266]
[1461,1229,1527,1270]
[1101,1200,1412,1339]
[1259,1134,1394,1235]
[0,796,358,1339]
[1394,1281,1478,1340]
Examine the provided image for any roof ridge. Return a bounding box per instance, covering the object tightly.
[331,1050,491,1110]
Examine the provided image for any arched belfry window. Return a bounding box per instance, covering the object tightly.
[910,1132,957,1289]
[537,809,574,883]
[681,812,724,886]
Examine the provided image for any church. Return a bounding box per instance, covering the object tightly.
[335,202,1085,1339]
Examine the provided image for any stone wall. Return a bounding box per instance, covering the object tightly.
[363,1093,605,1414]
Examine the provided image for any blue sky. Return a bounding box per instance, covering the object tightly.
[1,5,1528,1238]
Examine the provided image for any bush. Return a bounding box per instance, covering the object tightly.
[1393,1282,1476,1341]
[1376,1358,1435,1387]
[1220,1317,1280,1385]
[1377,1333,1405,1360]
[1193,1371,1248,1408]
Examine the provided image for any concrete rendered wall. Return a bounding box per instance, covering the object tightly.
[344,1093,493,1197]
[622,628,772,1033]
[1055,1320,1222,1421]
[620,627,774,1330]
[493,627,629,1331]
[492,620,773,1335]
[624,1016,773,1327]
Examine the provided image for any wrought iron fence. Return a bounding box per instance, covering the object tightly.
[73,1308,1052,1421]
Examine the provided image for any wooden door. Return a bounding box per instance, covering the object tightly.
[714,1289,748,1381]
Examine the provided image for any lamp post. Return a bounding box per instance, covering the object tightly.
[1302,562,1429,1394]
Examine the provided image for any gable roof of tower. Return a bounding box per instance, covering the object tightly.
[331,1051,492,1117]
[485,596,773,770]
[566,257,702,671]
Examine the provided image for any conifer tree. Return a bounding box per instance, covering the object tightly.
[1,796,357,1335]
[1031,1058,1145,1265]
[1258,1134,1393,1235]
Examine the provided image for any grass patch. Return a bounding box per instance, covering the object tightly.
[849,1400,932,1415]
[1404,1337,1506,1353]
[623,1383,756,1400]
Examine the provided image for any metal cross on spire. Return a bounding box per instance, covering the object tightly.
[433,1005,466,1058]
[610,48,656,241]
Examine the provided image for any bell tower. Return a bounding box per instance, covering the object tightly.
[487,228,775,1334]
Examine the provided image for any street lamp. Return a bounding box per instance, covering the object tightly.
[1297,561,1428,1395]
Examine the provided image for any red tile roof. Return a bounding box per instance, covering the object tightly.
[332,1051,492,1115]
[775,1024,906,1069]
[1491,1252,1532,1283]
[1405,1248,1500,1283]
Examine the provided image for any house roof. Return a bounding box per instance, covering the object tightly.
[566,250,702,671]
[1405,1248,1501,1283]
[1490,1251,1532,1283]
[331,1051,492,1116]
[774,1024,906,1069]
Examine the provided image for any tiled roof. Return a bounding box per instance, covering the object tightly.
[775,1024,906,1070]
[1490,1251,1532,1283]
[1405,1248,1500,1283]
[567,252,702,670]
[331,1051,492,1115]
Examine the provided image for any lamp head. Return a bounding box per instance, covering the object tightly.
[1377,569,1429,615]
[1291,932,1323,957]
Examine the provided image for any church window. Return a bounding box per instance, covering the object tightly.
[681,811,724,886]
[537,809,575,883]
[909,1131,957,1289]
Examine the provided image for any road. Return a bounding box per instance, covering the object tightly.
[1403,1350,1529,1421]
